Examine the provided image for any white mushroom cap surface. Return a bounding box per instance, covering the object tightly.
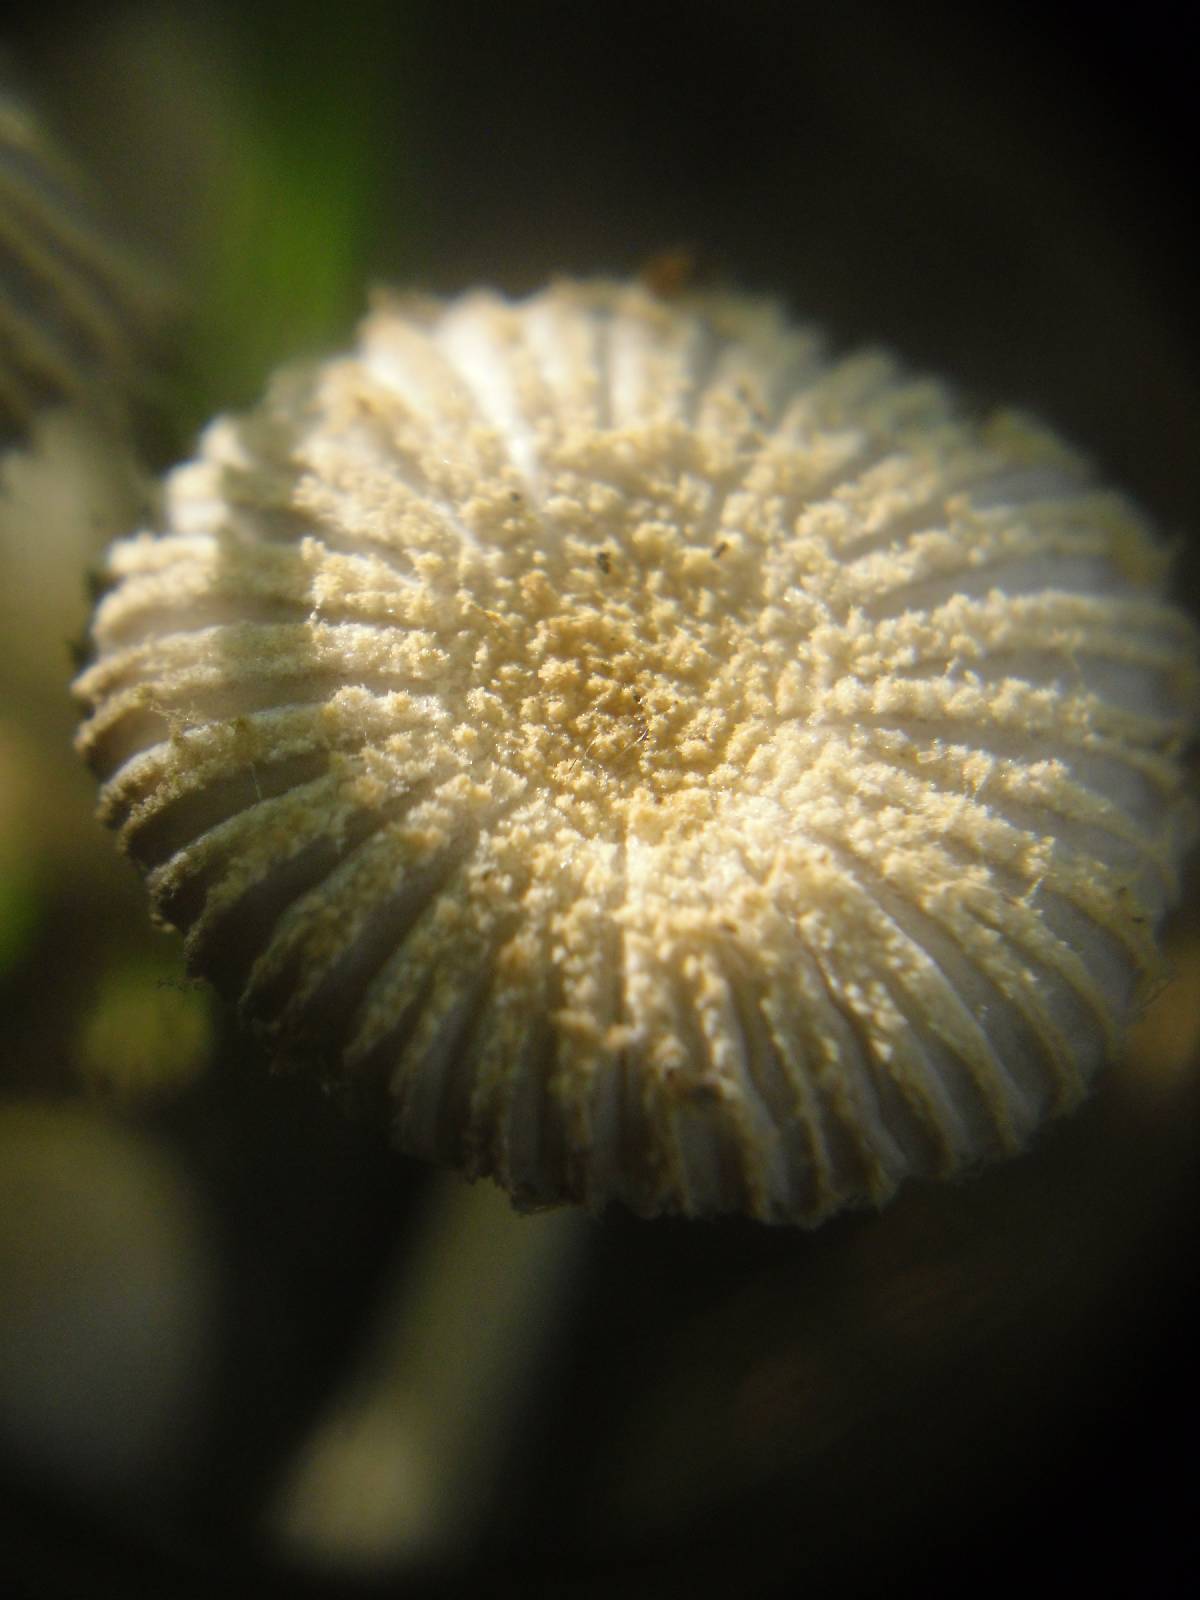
[74,280,1198,1223]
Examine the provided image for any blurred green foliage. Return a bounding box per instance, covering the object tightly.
[0,845,39,979]
[179,3,421,428]
[74,954,213,1102]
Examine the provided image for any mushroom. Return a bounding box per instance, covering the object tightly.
[73,279,1198,1227]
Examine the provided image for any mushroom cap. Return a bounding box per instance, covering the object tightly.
[74,280,1198,1224]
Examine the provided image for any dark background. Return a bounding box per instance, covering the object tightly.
[1,3,1196,1596]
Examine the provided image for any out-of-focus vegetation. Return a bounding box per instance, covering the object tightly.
[0,4,1196,1596]
[17,4,423,439]
[170,6,420,426]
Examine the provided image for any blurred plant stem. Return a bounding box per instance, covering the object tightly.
[269,1175,589,1575]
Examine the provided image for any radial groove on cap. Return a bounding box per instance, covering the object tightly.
[75,279,1198,1223]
